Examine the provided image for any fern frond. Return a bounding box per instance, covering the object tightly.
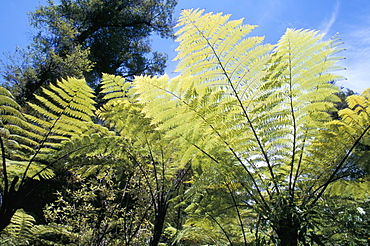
[26,77,96,149]
[100,73,134,101]
[134,9,346,214]
[5,159,55,181]
[2,209,66,245]
[305,88,370,203]
[327,179,370,200]
[3,209,36,244]
[174,8,272,98]
[0,87,36,154]
[325,88,370,149]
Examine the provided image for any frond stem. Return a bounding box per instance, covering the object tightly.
[206,212,235,246]
[291,134,307,195]
[287,42,298,197]
[145,137,161,200]
[308,123,370,207]
[125,148,158,213]
[222,178,248,246]
[194,24,280,194]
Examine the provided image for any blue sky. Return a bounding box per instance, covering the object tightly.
[1,0,369,92]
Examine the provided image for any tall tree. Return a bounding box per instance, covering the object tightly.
[1,0,177,102]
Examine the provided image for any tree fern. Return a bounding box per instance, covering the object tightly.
[5,159,54,181]
[0,77,96,232]
[51,123,120,178]
[312,88,370,203]
[0,87,39,159]
[13,77,96,192]
[1,209,36,245]
[135,9,342,198]
[0,87,36,194]
[0,86,54,232]
[0,8,362,246]
[96,73,194,245]
[132,9,356,245]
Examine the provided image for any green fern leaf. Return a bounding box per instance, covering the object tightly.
[5,159,55,181]
[26,77,96,150]
[100,73,134,101]
[3,209,36,244]
[136,10,343,187]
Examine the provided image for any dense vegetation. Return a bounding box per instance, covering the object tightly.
[2,0,177,102]
[0,5,369,246]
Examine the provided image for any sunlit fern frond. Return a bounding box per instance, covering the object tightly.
[2,209,36,245]
[5,159,54,181]
[98,91,188,176]
[100,73,134,101]
[270,28,343,126]
[333,89,369,151]
[303,88,370,201]
[341,88,370,133]
[320,88,370,156]
[26,77,96,151]
[135,10,344,189]
[327,179,370,200]
[0,87,40,159]
[49,123,121,177]
[175,9,272,98]
[252,28,344,182]
[172,9,270,150]
[178,167,255,245]
[99,73,161,141]
[98,73,156,156]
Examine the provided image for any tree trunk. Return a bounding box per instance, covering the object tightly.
[150,201,168,246]
[0,177,20,232]
[274,214,299,246]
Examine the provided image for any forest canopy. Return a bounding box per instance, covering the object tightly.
[1,0,177,102]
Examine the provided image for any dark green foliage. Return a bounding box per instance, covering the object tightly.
[31,0,177,79]
[41,171,152,245]
[317,196,370,246]
[1,0,177,102]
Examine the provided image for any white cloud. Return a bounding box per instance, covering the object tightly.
[320,0,340,35]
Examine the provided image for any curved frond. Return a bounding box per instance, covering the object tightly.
[3,209,36,244]
[5,159,55,182]
[0,87,39,159]
[136,10,344,189]
[100,73,134,101]
[133,11,348,229]
[2,209,63,245]
[26,77,96,150]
